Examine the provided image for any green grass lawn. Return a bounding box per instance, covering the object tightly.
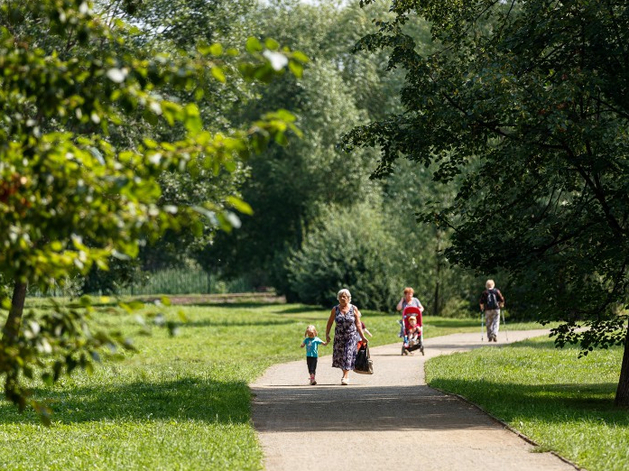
[426,336,629,471]
[0,301,418,471]
[0,299,613,470]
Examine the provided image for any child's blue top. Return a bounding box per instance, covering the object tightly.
[303,337,324,357]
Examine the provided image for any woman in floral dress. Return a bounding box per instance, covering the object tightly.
[325,289,369,385]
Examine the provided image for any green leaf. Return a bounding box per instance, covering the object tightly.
[288,60,303,78]
[209,43,223,56]
[274,131,288,146]
[225,196,253,215]
[265,38,280,51]
[197,42,213,55]
[292,51,309,63]
[2,298,12,310]
[246,37,263,53]
[211,66,226,83]
[184,104,203,133]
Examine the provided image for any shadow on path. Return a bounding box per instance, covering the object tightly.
[253,384,495,433]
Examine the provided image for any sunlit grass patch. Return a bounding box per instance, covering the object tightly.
[426,336,629,471]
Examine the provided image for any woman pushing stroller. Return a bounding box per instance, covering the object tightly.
[396,287,424,313]
[396,287,425,355]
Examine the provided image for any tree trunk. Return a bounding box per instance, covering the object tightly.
[432,229,443,316]
[2,280,27,344]
[432,281,440,317]
[615,325,629,407]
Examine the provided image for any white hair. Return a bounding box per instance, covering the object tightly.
[337,288,352,301]
[485,279,495,289]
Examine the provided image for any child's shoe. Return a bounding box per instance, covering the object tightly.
[309,374,316,385]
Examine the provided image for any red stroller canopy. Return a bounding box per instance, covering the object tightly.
[402,306,423,328]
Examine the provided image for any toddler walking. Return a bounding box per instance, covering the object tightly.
[301,325,328,385]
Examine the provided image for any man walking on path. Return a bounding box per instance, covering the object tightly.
[251,330,577,471]
[479,279,505,342]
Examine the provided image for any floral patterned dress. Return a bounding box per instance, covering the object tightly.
[332,304,358,370]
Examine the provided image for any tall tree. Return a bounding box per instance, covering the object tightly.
[345,0,629,405]
[88,0,258,283]
[382,159,480,315]
[205,0,384,295]
[0,0,304,418]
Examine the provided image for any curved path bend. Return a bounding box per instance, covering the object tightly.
[251,330,579,471]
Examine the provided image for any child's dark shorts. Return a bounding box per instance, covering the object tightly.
[306,356,318,375]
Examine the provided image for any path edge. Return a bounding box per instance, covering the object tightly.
[429,385,583,471]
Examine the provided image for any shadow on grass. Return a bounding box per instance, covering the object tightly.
[181,318,299,328]
[179,301,287,309]
[494,338,569,349]
[27,299,289,311]
[430,378,628,425]
[0,378,252,425]
[271,306,325,315]
[425,318,480,329]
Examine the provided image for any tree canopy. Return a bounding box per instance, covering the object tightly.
[201,0,482,312]
[205,0,384,295]
[82,0,261,286]
[0,0,304,419]
[345,0,629,405]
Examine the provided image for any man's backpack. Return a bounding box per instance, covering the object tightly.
[485,289,499,310]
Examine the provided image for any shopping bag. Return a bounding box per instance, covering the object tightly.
[354,344,373,374]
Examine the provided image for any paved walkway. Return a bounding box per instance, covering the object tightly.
[251,330,580,471]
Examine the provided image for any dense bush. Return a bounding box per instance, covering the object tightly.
[286,203,400,311]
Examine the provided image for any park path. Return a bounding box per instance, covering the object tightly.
[251,330,580,471]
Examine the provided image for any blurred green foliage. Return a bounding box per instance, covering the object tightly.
[0,0,305,418]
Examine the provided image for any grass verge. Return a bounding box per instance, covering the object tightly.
[0,300,550,470]
[425,336,629,471]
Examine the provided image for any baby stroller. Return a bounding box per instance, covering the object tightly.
[399,306,424,356]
